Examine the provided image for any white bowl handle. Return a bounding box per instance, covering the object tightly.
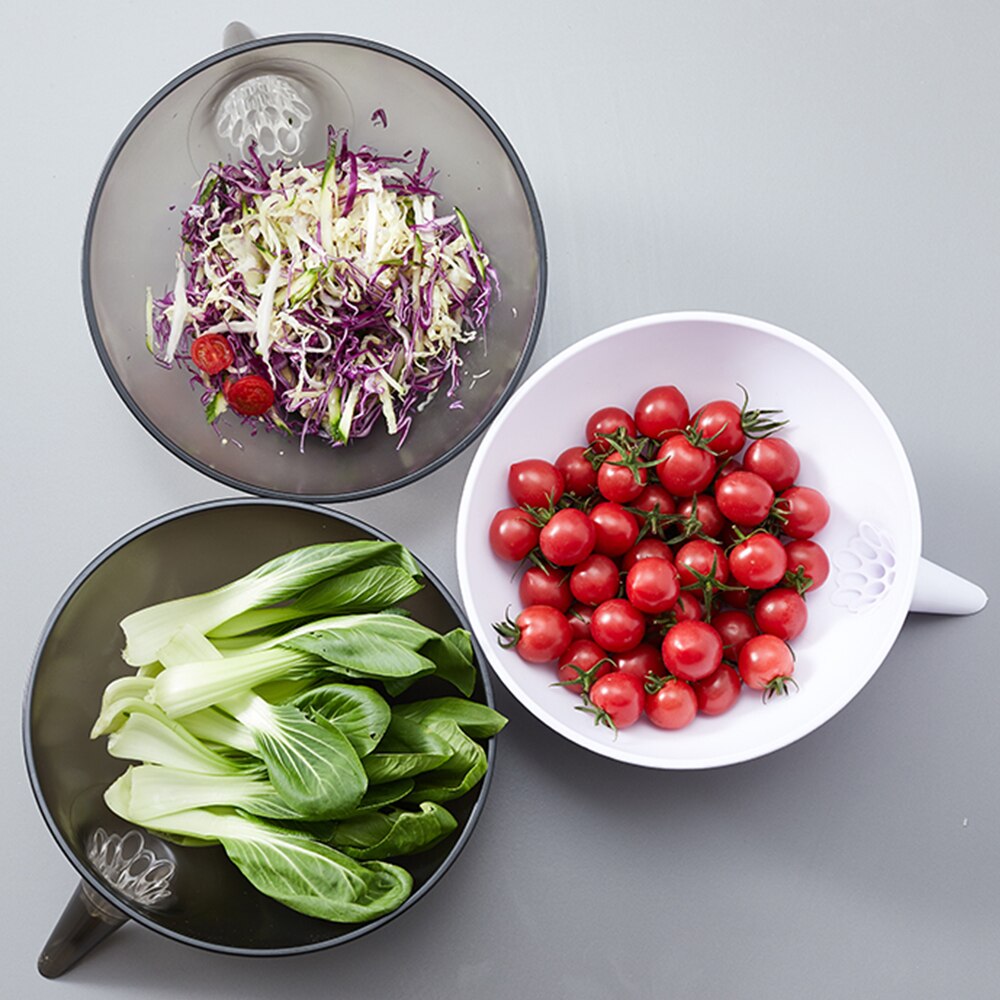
[910,557,988,615]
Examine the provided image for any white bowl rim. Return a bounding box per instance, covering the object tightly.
[456,310,923,769]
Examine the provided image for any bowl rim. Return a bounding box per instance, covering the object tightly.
[23,497,498,956]
[456,309,923,769]
[81,32,547,502]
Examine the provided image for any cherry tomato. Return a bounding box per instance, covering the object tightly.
[729,532,788,589]
[744,438,800,491]
[555,446,597,497]
[724,588,753,610]
[631,483,677,526]
[715,459,742,480]
[633,385,690,441]
[499,605,572,663]
[566,603,594,641]
[508,459,564,508]
[597,452,646,503]
[754,587,808,641]
[620,537,674,573]
[715,471,775,528]
[190,333,235,375]
[645,679,698,729]
[587,406,636,454]
[673,592,705,623]
[570,554,621,607]
[778,486,830,539]
[590,599,646,653]
[784,539,830,591]
[625,558,680,614]
[556,640,613,694]
[712,609,758,662]
[489,508,539,561]
[655,435,717,495]
[539,509,596,566]
[693,664,742,716]
[674,539,729,587]
[225,375,275,416]
[692,399,744,459]
[660,620,723,682]
[676,494,725,540]
[590,671,645,729]
[738,635,795,696]
[518,565,572,612]
[614,643,665,680]
[589,502,640,557]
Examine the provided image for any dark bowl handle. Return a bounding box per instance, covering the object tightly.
[38,881,128,979]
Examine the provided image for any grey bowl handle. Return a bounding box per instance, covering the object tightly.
[223,21,257,48]
[37,880,128,979]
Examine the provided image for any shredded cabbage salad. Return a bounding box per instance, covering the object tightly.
[148,129,498,448]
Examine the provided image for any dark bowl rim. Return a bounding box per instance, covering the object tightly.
[82,31,547,503]
[22,497,498,957]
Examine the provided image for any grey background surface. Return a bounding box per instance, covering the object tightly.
[4,2,998,997]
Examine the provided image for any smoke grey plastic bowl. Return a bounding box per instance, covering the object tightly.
[84,33,545,501]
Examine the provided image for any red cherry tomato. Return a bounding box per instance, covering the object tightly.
[715,471,775,528]
[633,385,690,441]
[625,558,680,614]
[589,502,640,557]
[499,605,572,663]
[743,438,800,491]
[518,565,572,612]
[556,640,613,694]
[570,554,621,607]
[693,664,742,716]
[778,486,830,539]
[673,592,705,623]
[784,539,830,591]
[712,609,758,662]
[728,532,788,589]
[674,539,729,587]
[676,494,725,540]
[587,406,636,454]
[754,588,808,641]
[631,483,677,526]
[555,447,597,498]
[489,508,539,561]
[716,459,742,480]
[692,399,744,459]
[539,509,596,566]
[190,333,235,375]
[508,459,564,508]
[724,588,752,610]
[645,679,698,729]
[620,537,674,573]
[614,643,665,681]
[597,452,646,503]
[566,603,594,641]
[590,671,645,729]
[590,599,646,653]
[655,435,717,495]
[225,375,275,416]
[660,620,723,682]
[738,635,795,695]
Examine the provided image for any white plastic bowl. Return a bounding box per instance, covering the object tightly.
[456,312,987,769]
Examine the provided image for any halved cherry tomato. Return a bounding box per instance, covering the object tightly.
[590,599,646,652]
[589,502,639,557]
[777,486,830,539]
[586,406,636,454]
[693,664,742,716]
[518,565,572,612]
[633,385,690,441]
[729,532,788,589]
[556,640,614,694]
[225,375,275,416]
[743,438,800,491]
[590,671,645,728]
[625,558,680,614]
[715,471,774,528]
[570,554,621,607]
[655,435,716,495]
[754,587,808,641]
[190,333,234,375]
[539,509,596,566]
[783,539,830,591]
[555,447,597,497]
[646,678,697,729]
[660,620,723,682]
[489,508,539,561]
[508,459,564,508]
